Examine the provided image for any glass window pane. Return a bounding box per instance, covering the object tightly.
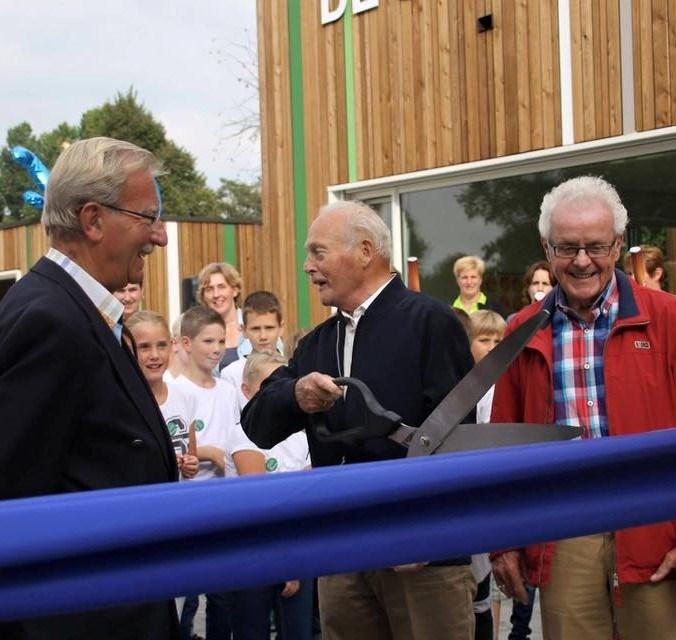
[400,150,676,313]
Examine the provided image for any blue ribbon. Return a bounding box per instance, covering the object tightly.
[1,428,675,621]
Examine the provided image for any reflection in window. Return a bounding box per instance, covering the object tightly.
[400,151,676,313]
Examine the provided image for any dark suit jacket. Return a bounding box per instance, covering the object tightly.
[0,257,179,639]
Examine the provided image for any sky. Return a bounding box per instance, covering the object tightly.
[0,1,260,188]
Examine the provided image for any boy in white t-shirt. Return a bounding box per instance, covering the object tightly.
[174,305,264,479]
[468,310,507,640]
[172,305,265,640]
[221,290,285,411]
[231,351,312,640]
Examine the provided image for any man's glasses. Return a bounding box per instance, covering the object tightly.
[548,241,617,259]
[102,203,162,225]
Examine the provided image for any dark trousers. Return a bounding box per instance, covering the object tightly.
[230,581,313,640]
[179,593,232,640]
[508,584,535,640]
[474,573,493,640]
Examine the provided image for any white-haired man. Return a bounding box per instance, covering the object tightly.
[0,137,179,639]
[242,201,477,640]
[490,176,676,639]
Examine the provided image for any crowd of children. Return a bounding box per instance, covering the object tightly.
[126,267,312,640]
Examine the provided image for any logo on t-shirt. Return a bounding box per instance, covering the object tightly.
[265,457,279,472]
[193,419,206,432]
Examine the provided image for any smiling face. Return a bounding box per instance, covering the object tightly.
[527,268,553,303]
[303,211,366,312]
[114,283,143,320]
[96,169,166,291]
[202,273,238,318]
[130,321,171,385]
[456,268,482,299]
[543,200,621,317]
[182,322,226,375]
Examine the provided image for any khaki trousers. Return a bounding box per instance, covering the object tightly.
[318,565,476,640]
[540,533,676,640]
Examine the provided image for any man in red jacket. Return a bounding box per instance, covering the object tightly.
[490,176,676,640]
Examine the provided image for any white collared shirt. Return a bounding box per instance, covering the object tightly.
[46,248,124,340]
[340,275,395,377]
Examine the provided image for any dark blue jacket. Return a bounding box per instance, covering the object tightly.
[242,276,475,467]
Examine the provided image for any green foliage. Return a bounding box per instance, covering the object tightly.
[217,177,261,222]
[0,89,225,221]
[0,122,78,222]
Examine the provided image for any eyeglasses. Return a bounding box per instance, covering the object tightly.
[548,241,617,259]
[102,203,162,225]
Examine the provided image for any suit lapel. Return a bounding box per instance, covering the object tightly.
[32,258,177,477]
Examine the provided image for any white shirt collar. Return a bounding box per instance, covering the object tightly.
[46,248,124,328]
[340,275,395,325]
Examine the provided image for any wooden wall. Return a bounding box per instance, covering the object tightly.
[352,0,562,176]
[0,221,238,326]
[633,0,676,131]
[570,0,623,141]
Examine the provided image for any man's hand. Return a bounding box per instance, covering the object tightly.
[294,372,343,413]
[392,562,429,573]
[491,551,529,604]
[280,580,300,598]
[650,548,676,582]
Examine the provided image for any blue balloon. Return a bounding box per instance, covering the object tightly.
[22,191,45,209]
[11,146,50,192]
[10,146,51,210]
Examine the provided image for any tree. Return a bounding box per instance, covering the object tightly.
[79,90,220,217]
[0,89,222,221]
[0,122,78,222]
[217,177,261,222]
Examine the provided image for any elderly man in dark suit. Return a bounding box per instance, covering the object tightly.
[0,137,179,639]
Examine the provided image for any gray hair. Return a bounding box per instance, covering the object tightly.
[42,137,163,240]
[242,350,288,385]
[538,176,628,239]
[318,200,392,260]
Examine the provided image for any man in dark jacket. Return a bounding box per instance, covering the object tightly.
[242,201,476,640]
[0,137,179,639]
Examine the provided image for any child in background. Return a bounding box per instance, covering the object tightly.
[221,290,285,410]
[173,305,265,640]
[469,310,507,640]
[230,351,312,640]
[164,314,190,382]
[470,310,507,424]
[127,310,198,480]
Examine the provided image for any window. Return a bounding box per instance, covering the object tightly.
[338,134,676,313]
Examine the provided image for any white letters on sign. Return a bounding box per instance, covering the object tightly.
[320,0,379,26]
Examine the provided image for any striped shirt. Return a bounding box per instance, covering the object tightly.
[46,248,124,342]
[552,274,619,439]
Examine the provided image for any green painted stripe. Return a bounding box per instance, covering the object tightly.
[343,4,358,181]
[288,0,311,328]
[222,224,237,265]
[25,225,33,269]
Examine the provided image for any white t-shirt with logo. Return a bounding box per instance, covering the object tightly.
[160,381,197,459]
[173,375,260,480]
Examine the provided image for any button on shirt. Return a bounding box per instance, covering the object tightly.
[552,274,619,439]
[46,248,124,343]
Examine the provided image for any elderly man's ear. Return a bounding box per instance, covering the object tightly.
[78,202,105,242]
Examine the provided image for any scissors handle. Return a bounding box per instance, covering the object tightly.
[313,377,403,444]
